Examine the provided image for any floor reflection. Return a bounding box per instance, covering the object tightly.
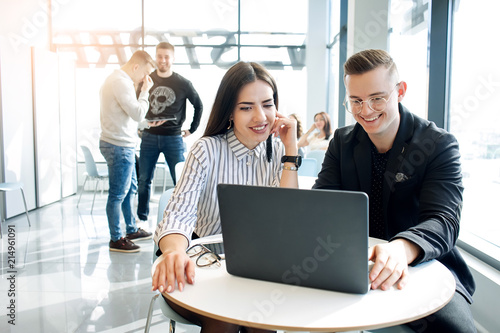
[0,191,200,333]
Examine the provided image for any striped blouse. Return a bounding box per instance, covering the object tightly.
[154,129,285,244]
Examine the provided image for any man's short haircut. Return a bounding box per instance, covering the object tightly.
[128,50,156,69]
[156,42,175,53]
[343,49,399,82]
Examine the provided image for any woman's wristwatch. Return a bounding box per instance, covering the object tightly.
[281,155,302,171]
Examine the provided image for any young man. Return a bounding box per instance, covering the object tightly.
[314,49,476,332]
[137,42,203,222]
[99,50,164,253]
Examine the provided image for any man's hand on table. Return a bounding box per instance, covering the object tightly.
[368,238,421,291]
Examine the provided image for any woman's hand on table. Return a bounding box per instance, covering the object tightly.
[152,235,195,293]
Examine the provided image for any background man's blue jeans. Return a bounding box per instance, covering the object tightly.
[100,140,138,241]
[137,132,185,220]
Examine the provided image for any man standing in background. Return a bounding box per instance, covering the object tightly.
[137,42,203,222]
[100,50,164,253]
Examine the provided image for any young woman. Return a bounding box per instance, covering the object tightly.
[297,111,332,151]
[151,61,298,333]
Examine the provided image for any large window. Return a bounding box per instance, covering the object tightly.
[327,0,342,130]
[449,0,500,264]
[51,0,308,161]
[388,0,429,120]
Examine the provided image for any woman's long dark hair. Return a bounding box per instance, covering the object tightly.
[204,62,279,162]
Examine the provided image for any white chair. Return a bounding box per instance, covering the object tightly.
[77,146,109,214]
[145,294,199,333]
[144,188,199,333]
[306,150,326,174]
[156,188,174,228]
[153,162,169,196]
[297,158,317,177]
[0,182,31,238]
[175,161,185,184]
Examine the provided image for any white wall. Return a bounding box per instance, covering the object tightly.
[0,37,37,218]
[59,56,78,198]
[0,0,77,215]
[32,47,63,206]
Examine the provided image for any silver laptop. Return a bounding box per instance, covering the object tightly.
[217,184,369,294]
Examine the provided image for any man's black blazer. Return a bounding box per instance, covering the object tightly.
[314,104,475,302]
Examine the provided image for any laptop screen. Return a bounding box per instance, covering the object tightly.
[217,184,369,294]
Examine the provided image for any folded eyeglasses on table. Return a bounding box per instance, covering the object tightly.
[186,244,222,267]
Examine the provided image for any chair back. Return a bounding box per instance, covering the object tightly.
[306,149,326,174]
[154,188,176,261]
[175,161,185,183]
[81,146,100,178]
[0,182,23,192]
[298,158,317,177]
[157,188,175,224]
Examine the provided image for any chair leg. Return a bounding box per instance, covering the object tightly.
[169,319,176,333]
[152,167,158,197]
[77,176,89,207]
[144,294,159,333]
[91,180,99,215]
[100,177,105,196]
[162,167,167,193]
[19,187,31,227]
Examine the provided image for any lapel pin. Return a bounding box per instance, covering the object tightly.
[395,173,408,182]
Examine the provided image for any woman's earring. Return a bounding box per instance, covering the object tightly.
[227,119,233,129]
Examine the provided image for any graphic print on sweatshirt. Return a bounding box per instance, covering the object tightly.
[150,86,176,115]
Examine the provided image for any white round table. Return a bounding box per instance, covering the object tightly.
[152,236,456,332]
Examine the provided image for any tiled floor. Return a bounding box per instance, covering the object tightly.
[0,189,200,333]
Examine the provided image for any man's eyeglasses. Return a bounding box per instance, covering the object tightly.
[344,83,400,115]
[186,244,222,267]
